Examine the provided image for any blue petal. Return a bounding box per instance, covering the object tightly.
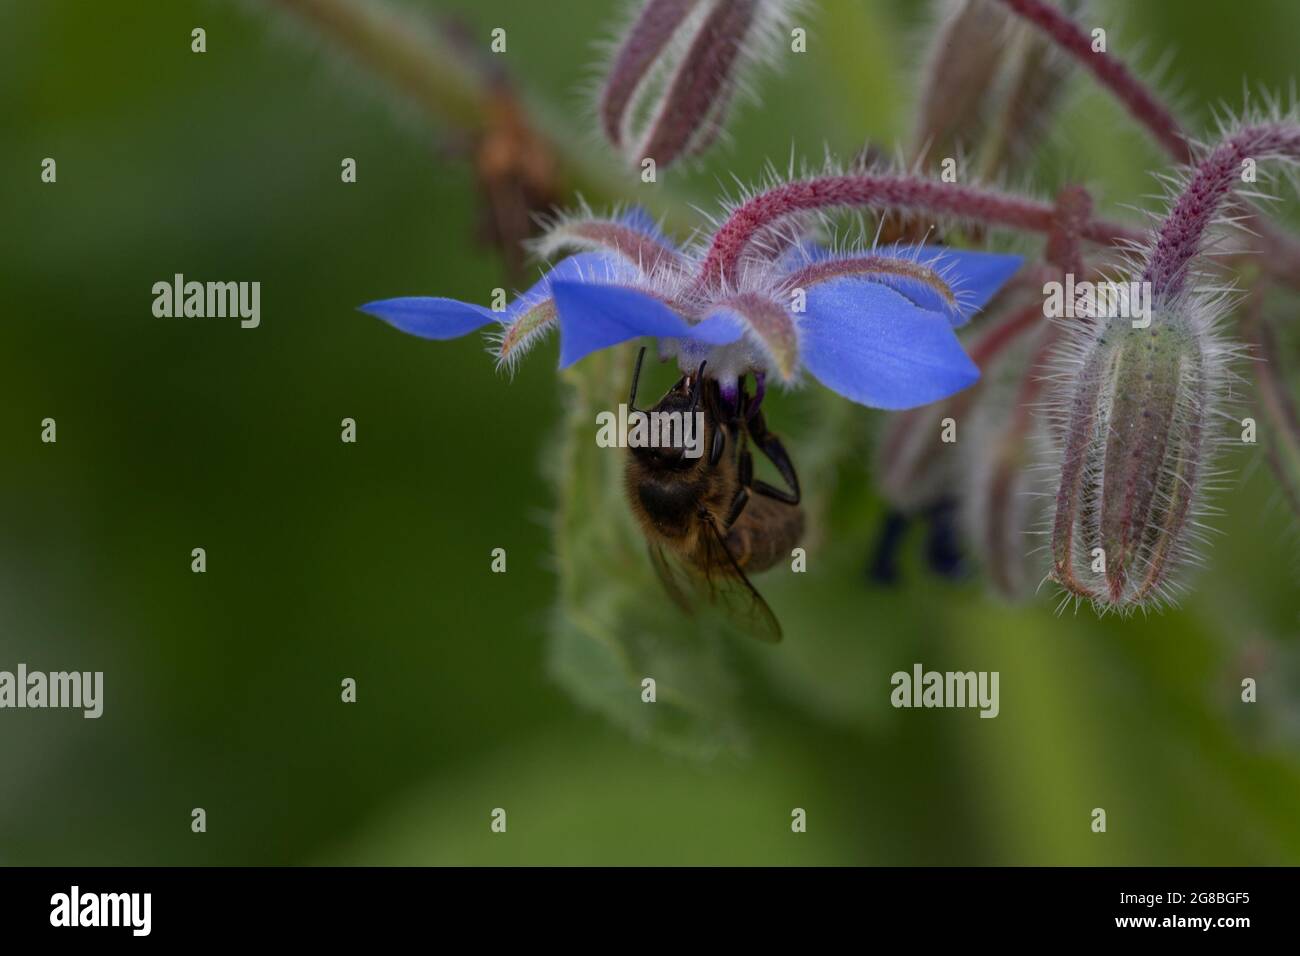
[783,243,1022,327]
[506,251,623,320]
[912,245,1022,323]
[551,281,742,368]
[359,252,620,341]
[799,278,980,410]
[873,245,1021,326]
[358,296,496,340]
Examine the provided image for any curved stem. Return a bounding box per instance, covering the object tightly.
[993,0,1300,293]
[697,174,1142,289]
[993,0,1189,162]
[1144,123,1300,298]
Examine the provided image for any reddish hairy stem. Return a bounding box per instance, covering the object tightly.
[993,0,1190,163]
[1045,184,1093,277]
[697,174,1141,289]
[995,0,1300,293]
[1144,123,1300,297]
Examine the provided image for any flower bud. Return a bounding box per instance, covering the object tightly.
[1048,298,1226,608]
[599,0,798,170]
[961,321,1055,601]
[912,0,1010,168]
[978,0,1083,178]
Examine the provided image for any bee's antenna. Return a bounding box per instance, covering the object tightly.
[690,361,707,412]
[629,346,646,411]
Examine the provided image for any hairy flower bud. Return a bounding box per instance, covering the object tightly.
[961,321,1055,601]
[979,0,1082,178]
[912,0,1009,167]
[1046,118,1299,609]
[598,0,799,170]
[1047,297,1229,608]
[913,0,1082,178]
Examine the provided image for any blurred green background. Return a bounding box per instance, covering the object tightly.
[1,0,1298,865]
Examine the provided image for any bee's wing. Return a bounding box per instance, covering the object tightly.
[697,514,783,643]
[646,541,696,617]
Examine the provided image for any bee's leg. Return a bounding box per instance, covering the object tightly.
[700,379,731,469]
[709,426,726,467]
[689,360,708,411]
[724,486,750,528]
[628,346,646,409]
[745,372,767,421]
[746,407,801,505]
[724,448,754,528]
[702,376,730,423]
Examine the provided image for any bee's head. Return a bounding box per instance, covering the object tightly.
[628,354,713,470]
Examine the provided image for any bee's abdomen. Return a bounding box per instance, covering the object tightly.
[727,498,804,573]
[630,473,706,539]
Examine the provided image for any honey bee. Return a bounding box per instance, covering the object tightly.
[624,348,804,642]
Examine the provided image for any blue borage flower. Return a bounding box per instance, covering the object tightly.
[359,208,1022,410]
